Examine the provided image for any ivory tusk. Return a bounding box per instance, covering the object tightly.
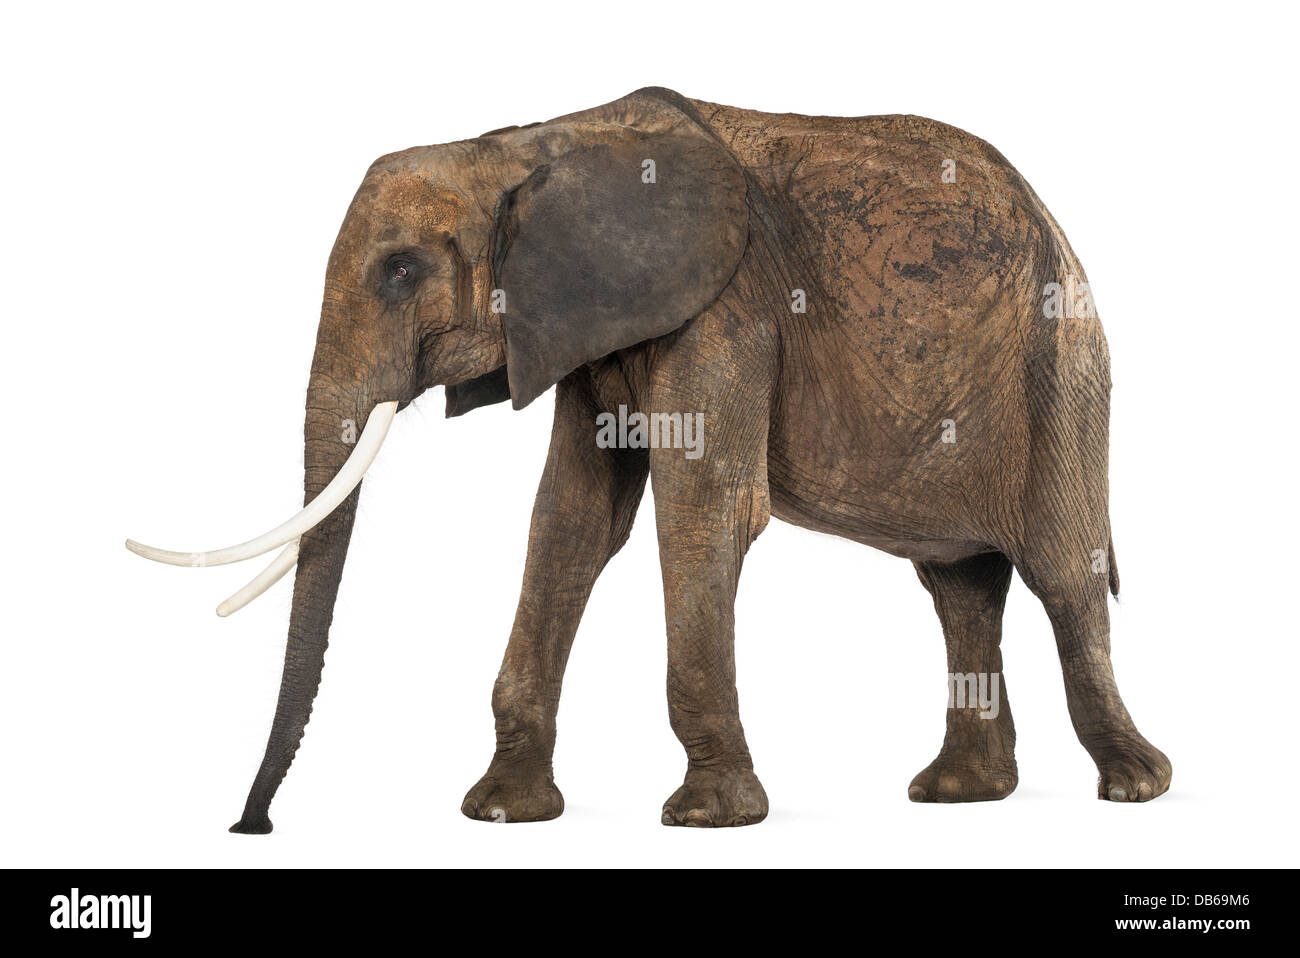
[126,400,397,568]
[215,539,300,617]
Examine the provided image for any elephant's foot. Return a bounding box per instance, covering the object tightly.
[1093,734,1172,802]
[909,756,1018,803]
[461,765,564,823]
[662,765,768,827]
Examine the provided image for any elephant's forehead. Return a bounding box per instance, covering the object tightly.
[357,171,464,236]
[329,170,464,277]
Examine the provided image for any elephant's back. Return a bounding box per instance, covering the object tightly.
[693,99,1057,337]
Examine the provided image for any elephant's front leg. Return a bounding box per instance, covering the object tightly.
[461,376,648,823]
[651,387,773,827]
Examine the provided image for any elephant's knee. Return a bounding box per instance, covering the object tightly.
[491,670,555,752]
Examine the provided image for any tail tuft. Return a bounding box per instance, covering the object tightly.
[1108,538,1120,599]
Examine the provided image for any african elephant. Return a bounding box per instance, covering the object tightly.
[128,87,1171,832]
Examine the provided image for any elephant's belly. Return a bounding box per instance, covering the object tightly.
[764,333,1025,562]
[766,464,997,563]
[767,492,994,563]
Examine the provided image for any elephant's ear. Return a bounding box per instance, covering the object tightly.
[496,129,748,409]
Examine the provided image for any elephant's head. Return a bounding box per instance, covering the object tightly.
[125,89,749,832]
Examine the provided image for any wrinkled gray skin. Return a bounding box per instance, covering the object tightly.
[225,88,1169,833]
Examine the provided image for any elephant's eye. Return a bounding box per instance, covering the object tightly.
[381,256,421,298]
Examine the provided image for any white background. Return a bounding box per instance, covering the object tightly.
[3,1,1296,867]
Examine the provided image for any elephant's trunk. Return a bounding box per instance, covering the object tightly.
[230,348,379,833]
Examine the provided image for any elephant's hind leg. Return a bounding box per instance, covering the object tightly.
[910,552,1019,802]
[1015,536,1172,803]
[461,374,650,823]
[1015,327,1171,802]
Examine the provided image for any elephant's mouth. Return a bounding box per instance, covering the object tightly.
[124,399,400,616]
[444,365,511,418]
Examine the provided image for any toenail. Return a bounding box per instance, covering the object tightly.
[683,808,712,826]
[1137,782,1153,800]
[488,807,507,822]
[1109,787,1127,802]
[908,785,926,802]
[661,808,675,825]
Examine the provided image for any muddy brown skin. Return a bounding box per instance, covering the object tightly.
[229,87,1171,833]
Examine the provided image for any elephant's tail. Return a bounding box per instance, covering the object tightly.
[1108,538,1120,599]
